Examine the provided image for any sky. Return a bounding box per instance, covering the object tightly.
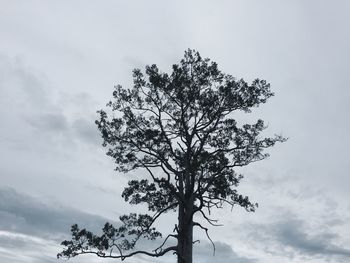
[1,1,350,262]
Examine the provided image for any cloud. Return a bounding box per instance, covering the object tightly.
[273,218,350,258]
[26,113,68,132]
[0,54,100,152]
[0,186,257,263]
[0,187,108,239]
[131,240,257,263]
[0,230,119,263]
[194,241,257,263]
[0,54,51,109]
[245,214,350,261]
[72,117,100,145]
[0,187,118,263]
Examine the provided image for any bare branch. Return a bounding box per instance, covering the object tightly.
[193,222,216,255]
[154,234,178,254]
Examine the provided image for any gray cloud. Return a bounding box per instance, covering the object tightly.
[130,240,257,263]
[0,54,50,109]
[245,215,350,261]
[0,54,100,151]
[72,117,100,145]
[27,113,68,132]
[0,187,121,263]
[0,187,108,239]
[194,241,257,263]
[273,218,350,258]
[0,187,256,263]
[0,231,75,263]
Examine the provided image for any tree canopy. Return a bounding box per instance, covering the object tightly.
[58,49,285,263]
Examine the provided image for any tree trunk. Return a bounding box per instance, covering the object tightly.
[177,201,194,263]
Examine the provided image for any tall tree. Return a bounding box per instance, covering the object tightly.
[58,50,285,263]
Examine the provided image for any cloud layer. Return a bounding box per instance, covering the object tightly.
[1,1,350,263]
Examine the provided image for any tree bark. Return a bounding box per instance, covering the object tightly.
[177,201,194,263]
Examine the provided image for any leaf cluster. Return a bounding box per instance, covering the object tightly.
[58,49,286,260]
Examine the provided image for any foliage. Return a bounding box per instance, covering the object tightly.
[58,49,285,262]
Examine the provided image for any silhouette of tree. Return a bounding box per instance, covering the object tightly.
[58,49,285,263]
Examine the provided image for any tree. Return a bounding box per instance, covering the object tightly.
[58,49,285,263]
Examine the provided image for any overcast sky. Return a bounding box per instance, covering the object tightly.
[1,1,350,263]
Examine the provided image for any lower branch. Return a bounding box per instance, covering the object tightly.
[59,246,177,261]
